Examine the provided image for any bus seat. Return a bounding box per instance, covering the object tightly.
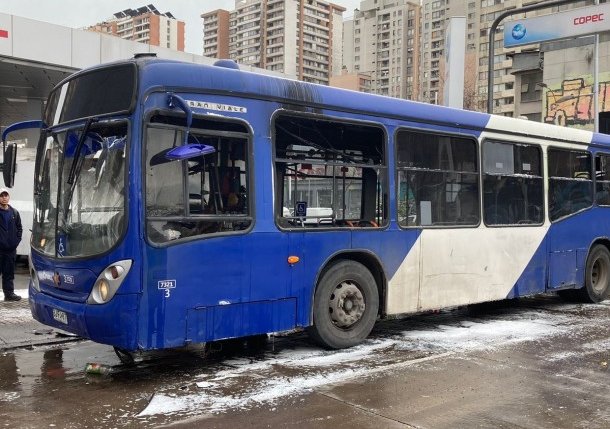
[497,179,524,224]
[456,187,478,223]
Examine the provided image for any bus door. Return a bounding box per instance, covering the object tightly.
[546,148,594,289]
[143,106,262,347]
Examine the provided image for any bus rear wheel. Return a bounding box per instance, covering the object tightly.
[579,245,610,303]
[307,260,379,349]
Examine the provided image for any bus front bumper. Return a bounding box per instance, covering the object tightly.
[29,284,139,351]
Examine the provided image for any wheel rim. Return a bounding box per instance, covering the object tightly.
[591,256,609,294]
[328,281,366,329]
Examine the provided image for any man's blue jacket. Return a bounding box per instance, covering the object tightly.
[0,206,22,253]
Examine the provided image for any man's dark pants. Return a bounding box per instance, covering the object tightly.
[0,251,16,296]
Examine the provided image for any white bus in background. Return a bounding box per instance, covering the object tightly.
[10,145,34,260]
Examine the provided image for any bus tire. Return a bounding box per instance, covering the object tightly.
[307,260,379,349]
[578,245,610,303]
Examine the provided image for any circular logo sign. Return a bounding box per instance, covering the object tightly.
[512,23,526,40]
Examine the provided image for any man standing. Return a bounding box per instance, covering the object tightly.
[0,188,22,301]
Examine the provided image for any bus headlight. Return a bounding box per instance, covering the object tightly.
[87,260,132,305]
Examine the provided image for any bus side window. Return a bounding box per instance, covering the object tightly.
[548,148,593,222]
[483,141,543,226]
[145,116,251,244]
[596,154,610,206]
[273,114,387,229]
[396,129,479,227]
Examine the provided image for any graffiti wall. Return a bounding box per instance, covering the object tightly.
[544,75,610,129]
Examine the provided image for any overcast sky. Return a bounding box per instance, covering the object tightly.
[0,0,363,55]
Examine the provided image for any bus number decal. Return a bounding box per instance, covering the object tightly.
[158,280,176,298]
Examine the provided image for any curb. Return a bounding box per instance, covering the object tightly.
[0,336,84,352]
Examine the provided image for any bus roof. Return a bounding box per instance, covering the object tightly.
[131,57,610,148]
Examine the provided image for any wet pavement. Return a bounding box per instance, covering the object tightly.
[0,270,80,351]
[1,273,610,428]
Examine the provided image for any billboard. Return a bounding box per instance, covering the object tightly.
[504,4,610,48]
[443,17,466,109]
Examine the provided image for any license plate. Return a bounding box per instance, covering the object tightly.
[52,309,68,325]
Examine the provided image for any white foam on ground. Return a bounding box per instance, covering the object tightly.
[138,307,578,418]
[398,312,572,353]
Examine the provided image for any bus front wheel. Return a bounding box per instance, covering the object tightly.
[307,260,379,349]
[580,245,610,303]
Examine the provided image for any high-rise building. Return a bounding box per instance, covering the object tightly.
[416,0,595,113]
[341,0,421,99]
[202,0,345,85]
[418,0,480,106]
[202,10,231,59]
[475,0,529,116]
[88,5,185,51]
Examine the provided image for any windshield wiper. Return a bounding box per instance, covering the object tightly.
[67,117,98,185]
[61,117,99,229]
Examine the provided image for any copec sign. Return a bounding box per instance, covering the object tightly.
[504,4,610,48]
[574,13,604,26]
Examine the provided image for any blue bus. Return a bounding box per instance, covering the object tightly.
[3,55,610,362]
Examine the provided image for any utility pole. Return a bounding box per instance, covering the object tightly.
[594,0,600,132]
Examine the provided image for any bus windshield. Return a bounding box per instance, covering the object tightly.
[32,120,128,257]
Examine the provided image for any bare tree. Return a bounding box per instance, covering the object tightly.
[463,51,479,111]
[437,50,480,111]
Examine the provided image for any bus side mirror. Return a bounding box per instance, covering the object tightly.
[1,119,45,188]
[150,143,215,166]
[151,93,216,166]
[2,142,16,188]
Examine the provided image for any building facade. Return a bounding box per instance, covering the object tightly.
[476,0,597,117]
[419,0,472,105]
[202,10,230,59]
[418,0,596,114]
[202,0,345,85]
[199,0,607,121]
[341,0,421,99]
[88,5,185,51]
[329,68,372,92]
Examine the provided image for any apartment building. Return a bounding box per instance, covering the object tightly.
[416,0,595,114]
[88,5,185,51]
[202,0,345,85]
[342,0,421,99]
[474,0,536,116]
[418,0,477,105]
[202,10,230,59]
